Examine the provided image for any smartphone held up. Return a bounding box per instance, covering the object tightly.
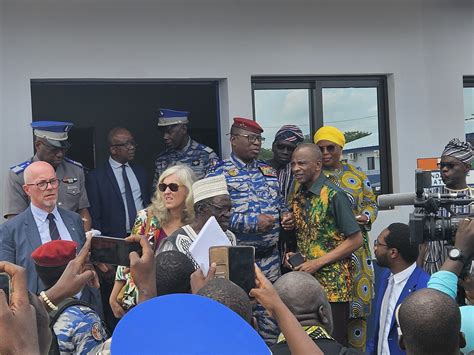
[90,236,142,266]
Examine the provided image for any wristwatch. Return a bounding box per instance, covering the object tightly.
[448,247,469,266]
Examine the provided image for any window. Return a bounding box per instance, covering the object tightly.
[367,156,375,171]
[464,77,474,151]
[252,76,391,194]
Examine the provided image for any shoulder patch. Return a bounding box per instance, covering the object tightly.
[203,146,213,154]
[64,157,83,168]
[10,160,32,174]
[91,322,106,341]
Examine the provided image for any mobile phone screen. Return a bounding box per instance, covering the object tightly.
[0,273,11,305]
[90,236,142,266]
[228,246,255,294]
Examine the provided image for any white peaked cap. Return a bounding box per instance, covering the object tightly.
[192,175,229,203]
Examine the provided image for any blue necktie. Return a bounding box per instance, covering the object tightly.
[122,165,137,230]
[47,213,61,240]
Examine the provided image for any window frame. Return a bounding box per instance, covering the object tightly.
[252,75,392,194]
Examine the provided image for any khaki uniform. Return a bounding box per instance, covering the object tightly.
[3,155,89,218]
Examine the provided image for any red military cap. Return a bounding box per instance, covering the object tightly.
[31,240,77,267]
[232,117,264,134]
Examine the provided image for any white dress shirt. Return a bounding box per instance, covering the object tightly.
[30,203,72,244]
[378,262,417,355]
[109,157,144,232]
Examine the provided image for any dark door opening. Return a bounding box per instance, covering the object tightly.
[30,80,221,187]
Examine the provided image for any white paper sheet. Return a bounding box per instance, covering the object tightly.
[189,216,231,275]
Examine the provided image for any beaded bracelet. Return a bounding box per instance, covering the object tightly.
[40,291,58,311]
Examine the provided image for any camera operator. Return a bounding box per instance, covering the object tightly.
[427,218,474,353]
[420,138,474,275]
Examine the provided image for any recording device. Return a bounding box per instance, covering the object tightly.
[209,246,256,294]
[377,170,474,275]
[90,236,142,266]
[0,273,11,305]
[287,252,305,268]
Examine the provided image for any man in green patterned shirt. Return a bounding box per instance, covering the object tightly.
[286,143,363,347]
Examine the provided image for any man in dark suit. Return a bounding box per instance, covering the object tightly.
[86,127,150,238]
[367,223,430,355]
[0,161,88,294]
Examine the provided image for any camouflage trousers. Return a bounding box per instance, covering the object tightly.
[254,249,281,345]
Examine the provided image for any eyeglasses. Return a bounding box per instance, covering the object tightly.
[233,134,265,144]
[275,143,296,152]
[111,141,138,149]
[27,178,60,191]
[318,144,337,153]
[158,183,181,192]
[437,162,458,170]
[207,202,232,214]
[374,239,388,248]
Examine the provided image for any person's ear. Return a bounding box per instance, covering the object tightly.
[317,304,329,325]
[460,331,466,349]
[22,184,30,196]
[34,139,42,152]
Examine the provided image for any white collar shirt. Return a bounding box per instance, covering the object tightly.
[30,203,72,244]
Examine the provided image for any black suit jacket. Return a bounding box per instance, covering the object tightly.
[86,161,150,238]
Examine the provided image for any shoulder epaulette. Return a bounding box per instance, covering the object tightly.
[64,157,83,168]
[10,160,32,174]
[203,146,214,154]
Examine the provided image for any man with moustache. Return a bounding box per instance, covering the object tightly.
[206,117,294,345]
[367,223,429,355]
[0,161,88,294]
[86,127,150,239]
[287,143,363,346]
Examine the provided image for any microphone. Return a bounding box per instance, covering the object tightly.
[377,193,416,210]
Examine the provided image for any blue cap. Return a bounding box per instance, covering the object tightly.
[157,109,189,127]
[111,294,270,354]
[31,121,73,149]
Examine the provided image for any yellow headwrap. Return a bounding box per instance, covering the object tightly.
[313,126,345,148]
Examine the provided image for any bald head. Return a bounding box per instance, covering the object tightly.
[293,143,322,162]
[23,161,55,184]
[398,288,463,355]
[274,271,333,333]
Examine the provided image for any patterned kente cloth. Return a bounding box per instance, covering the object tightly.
[323,162,378,350]
[291,173,360,303]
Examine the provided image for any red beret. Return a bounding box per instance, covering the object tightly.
[31,240,77,267]
[232,117,263,134]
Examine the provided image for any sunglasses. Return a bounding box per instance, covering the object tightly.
[437,162,457,170]
[318,144,337,153]
[158,183,181,192]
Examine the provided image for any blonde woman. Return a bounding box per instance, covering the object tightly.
[109,164,196,318]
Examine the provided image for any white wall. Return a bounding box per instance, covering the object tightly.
[1,0,473,237]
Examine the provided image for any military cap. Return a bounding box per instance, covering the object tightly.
[232,117,263,134]
[157,109,189,126]
[31,121,73,149]
[31,240,77,267]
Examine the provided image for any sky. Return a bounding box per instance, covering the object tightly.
[254,87,378,149]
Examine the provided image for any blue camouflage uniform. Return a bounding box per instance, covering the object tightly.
[206,153,287,344]
[54,304,107,354]
[152,138,219,190]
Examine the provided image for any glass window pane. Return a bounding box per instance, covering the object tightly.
[254,89,311,160]
[464,87,474,149]
[322,87,381,192]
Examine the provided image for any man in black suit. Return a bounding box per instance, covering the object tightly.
[86,127,150,238]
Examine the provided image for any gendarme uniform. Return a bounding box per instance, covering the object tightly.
[3,121,89,218]
[152,109,219,189]
[54,304,108,355]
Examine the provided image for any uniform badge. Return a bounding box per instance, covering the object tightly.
[91,322,105,341]
[192,160,200,166]
[62,177,78,184]
[259,166,277,177]
[228,168,239,176]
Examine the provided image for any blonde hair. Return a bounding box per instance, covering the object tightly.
[149,164,196,226]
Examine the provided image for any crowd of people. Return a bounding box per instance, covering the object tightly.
[0,109,473,354]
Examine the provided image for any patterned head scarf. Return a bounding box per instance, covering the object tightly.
[313,126,346,148]
[274,125,304,144]
[441,138,473,164]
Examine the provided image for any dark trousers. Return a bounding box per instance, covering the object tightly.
[330,301,349,347]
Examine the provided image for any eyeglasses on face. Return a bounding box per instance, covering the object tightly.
[318,144,337,153]
[158,183,181,192]
[111,141,138,149]
[207,202,232,214]
[27,178,60,191]
[436,161,465,170]
[373,239,388,247]
[233,133,265,144]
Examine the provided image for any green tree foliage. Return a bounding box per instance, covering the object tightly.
[344,131,371,143]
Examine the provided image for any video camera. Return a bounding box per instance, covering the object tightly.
[377,170,474,245]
